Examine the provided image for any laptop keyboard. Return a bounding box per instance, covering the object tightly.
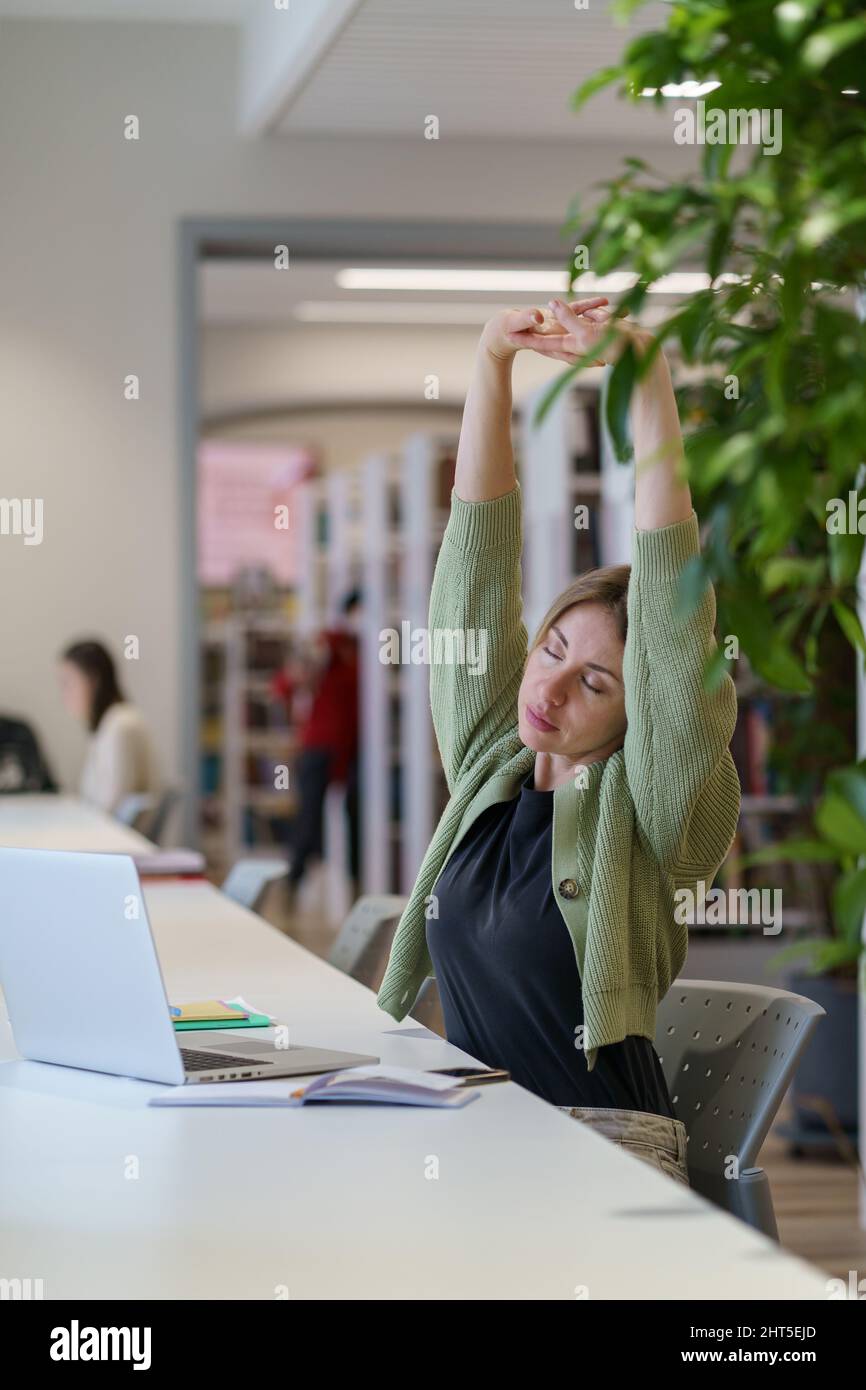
[180,1047,274,1071]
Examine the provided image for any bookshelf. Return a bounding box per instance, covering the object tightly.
[293,478,327,638]
[198,473,361,884]
[229,617,298,869]
[710,657,832,940]
[200,615,298,874]
[359,451,404,895]
[293,472,362,926]
[399,432,457,893]
[355,434,458,898]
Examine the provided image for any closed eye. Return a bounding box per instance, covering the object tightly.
[542,646,604,695]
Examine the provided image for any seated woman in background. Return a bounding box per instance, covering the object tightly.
[58,640,161,815]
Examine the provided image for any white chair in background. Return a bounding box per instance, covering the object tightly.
[328,894,407,988]
[222,857,288,915]
[115,788,181,845]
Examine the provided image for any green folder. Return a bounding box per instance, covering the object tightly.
[172,1013,271,1031]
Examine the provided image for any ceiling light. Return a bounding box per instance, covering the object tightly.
[640,81,722,98]
[576,272,726,293]
[309,272,748,320]
[647,273,711,293]
[572,271,639,292]
[336,268,568,293]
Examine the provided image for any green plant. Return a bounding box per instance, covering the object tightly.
[741,761,866,974]
[539,0,866,975]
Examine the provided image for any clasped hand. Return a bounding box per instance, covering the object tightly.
[482,297,651,368]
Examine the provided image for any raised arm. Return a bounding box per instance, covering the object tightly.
[453,336,517,501]
[622,342,739,876]
[427,313,531,791]
[598,308,738,876]
[515,298,740,876]
[456,302,610,501]
[629,342,693,532]
[431,301,620,792]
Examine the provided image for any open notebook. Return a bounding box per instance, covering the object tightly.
[149,1065,480,1108]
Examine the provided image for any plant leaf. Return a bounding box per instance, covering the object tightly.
[831,599,866,658]
[604,341,637,462]
[831,865,866,946]
[802,19,866,71]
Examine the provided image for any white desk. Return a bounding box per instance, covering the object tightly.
[0,794,153,855]
[0,878,831,1300]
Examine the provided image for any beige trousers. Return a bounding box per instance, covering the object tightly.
[558,1104,690,1188]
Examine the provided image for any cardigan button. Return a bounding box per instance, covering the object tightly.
[558,878,579,900]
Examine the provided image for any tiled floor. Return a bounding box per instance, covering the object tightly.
[760,1118,866,1283]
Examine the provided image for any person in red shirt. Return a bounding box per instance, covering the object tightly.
[272,589,361,897]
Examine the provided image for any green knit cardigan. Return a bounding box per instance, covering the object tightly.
[376,482,741,1071]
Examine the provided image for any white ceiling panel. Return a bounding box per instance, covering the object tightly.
[0,0,252,21]
[274,0,676,142]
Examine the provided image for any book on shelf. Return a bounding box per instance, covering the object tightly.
[730,695,778,799]
[571,391,601,471]
[435,452,457,509]
[572,506,601,572]
[745,698,773,796]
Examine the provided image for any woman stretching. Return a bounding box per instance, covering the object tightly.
[377,297,741,1187]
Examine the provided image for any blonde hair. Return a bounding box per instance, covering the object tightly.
[527,564,631,666]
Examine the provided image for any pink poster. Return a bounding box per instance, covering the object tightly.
[197,441,317,586]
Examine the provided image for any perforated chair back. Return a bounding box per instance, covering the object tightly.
[222,858,288,914]
[329,895,407,988]
[655,979,825,1238]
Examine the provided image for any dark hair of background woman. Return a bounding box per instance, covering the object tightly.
[61,640,125,733]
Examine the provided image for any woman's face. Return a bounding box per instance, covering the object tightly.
[58,661,92,724]
[517,602,627,766]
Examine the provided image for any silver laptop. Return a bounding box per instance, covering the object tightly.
[0,846,378,1085]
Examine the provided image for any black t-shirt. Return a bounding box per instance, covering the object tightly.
[426,767,676,1115]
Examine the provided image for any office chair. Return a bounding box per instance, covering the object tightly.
[222,858,288,914]
[328,894,407,989]
[115,793,156,831]
[115,788,180,845]
[412,976,446,1036]
[146,787,181,844]
[654,979,826,1239]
